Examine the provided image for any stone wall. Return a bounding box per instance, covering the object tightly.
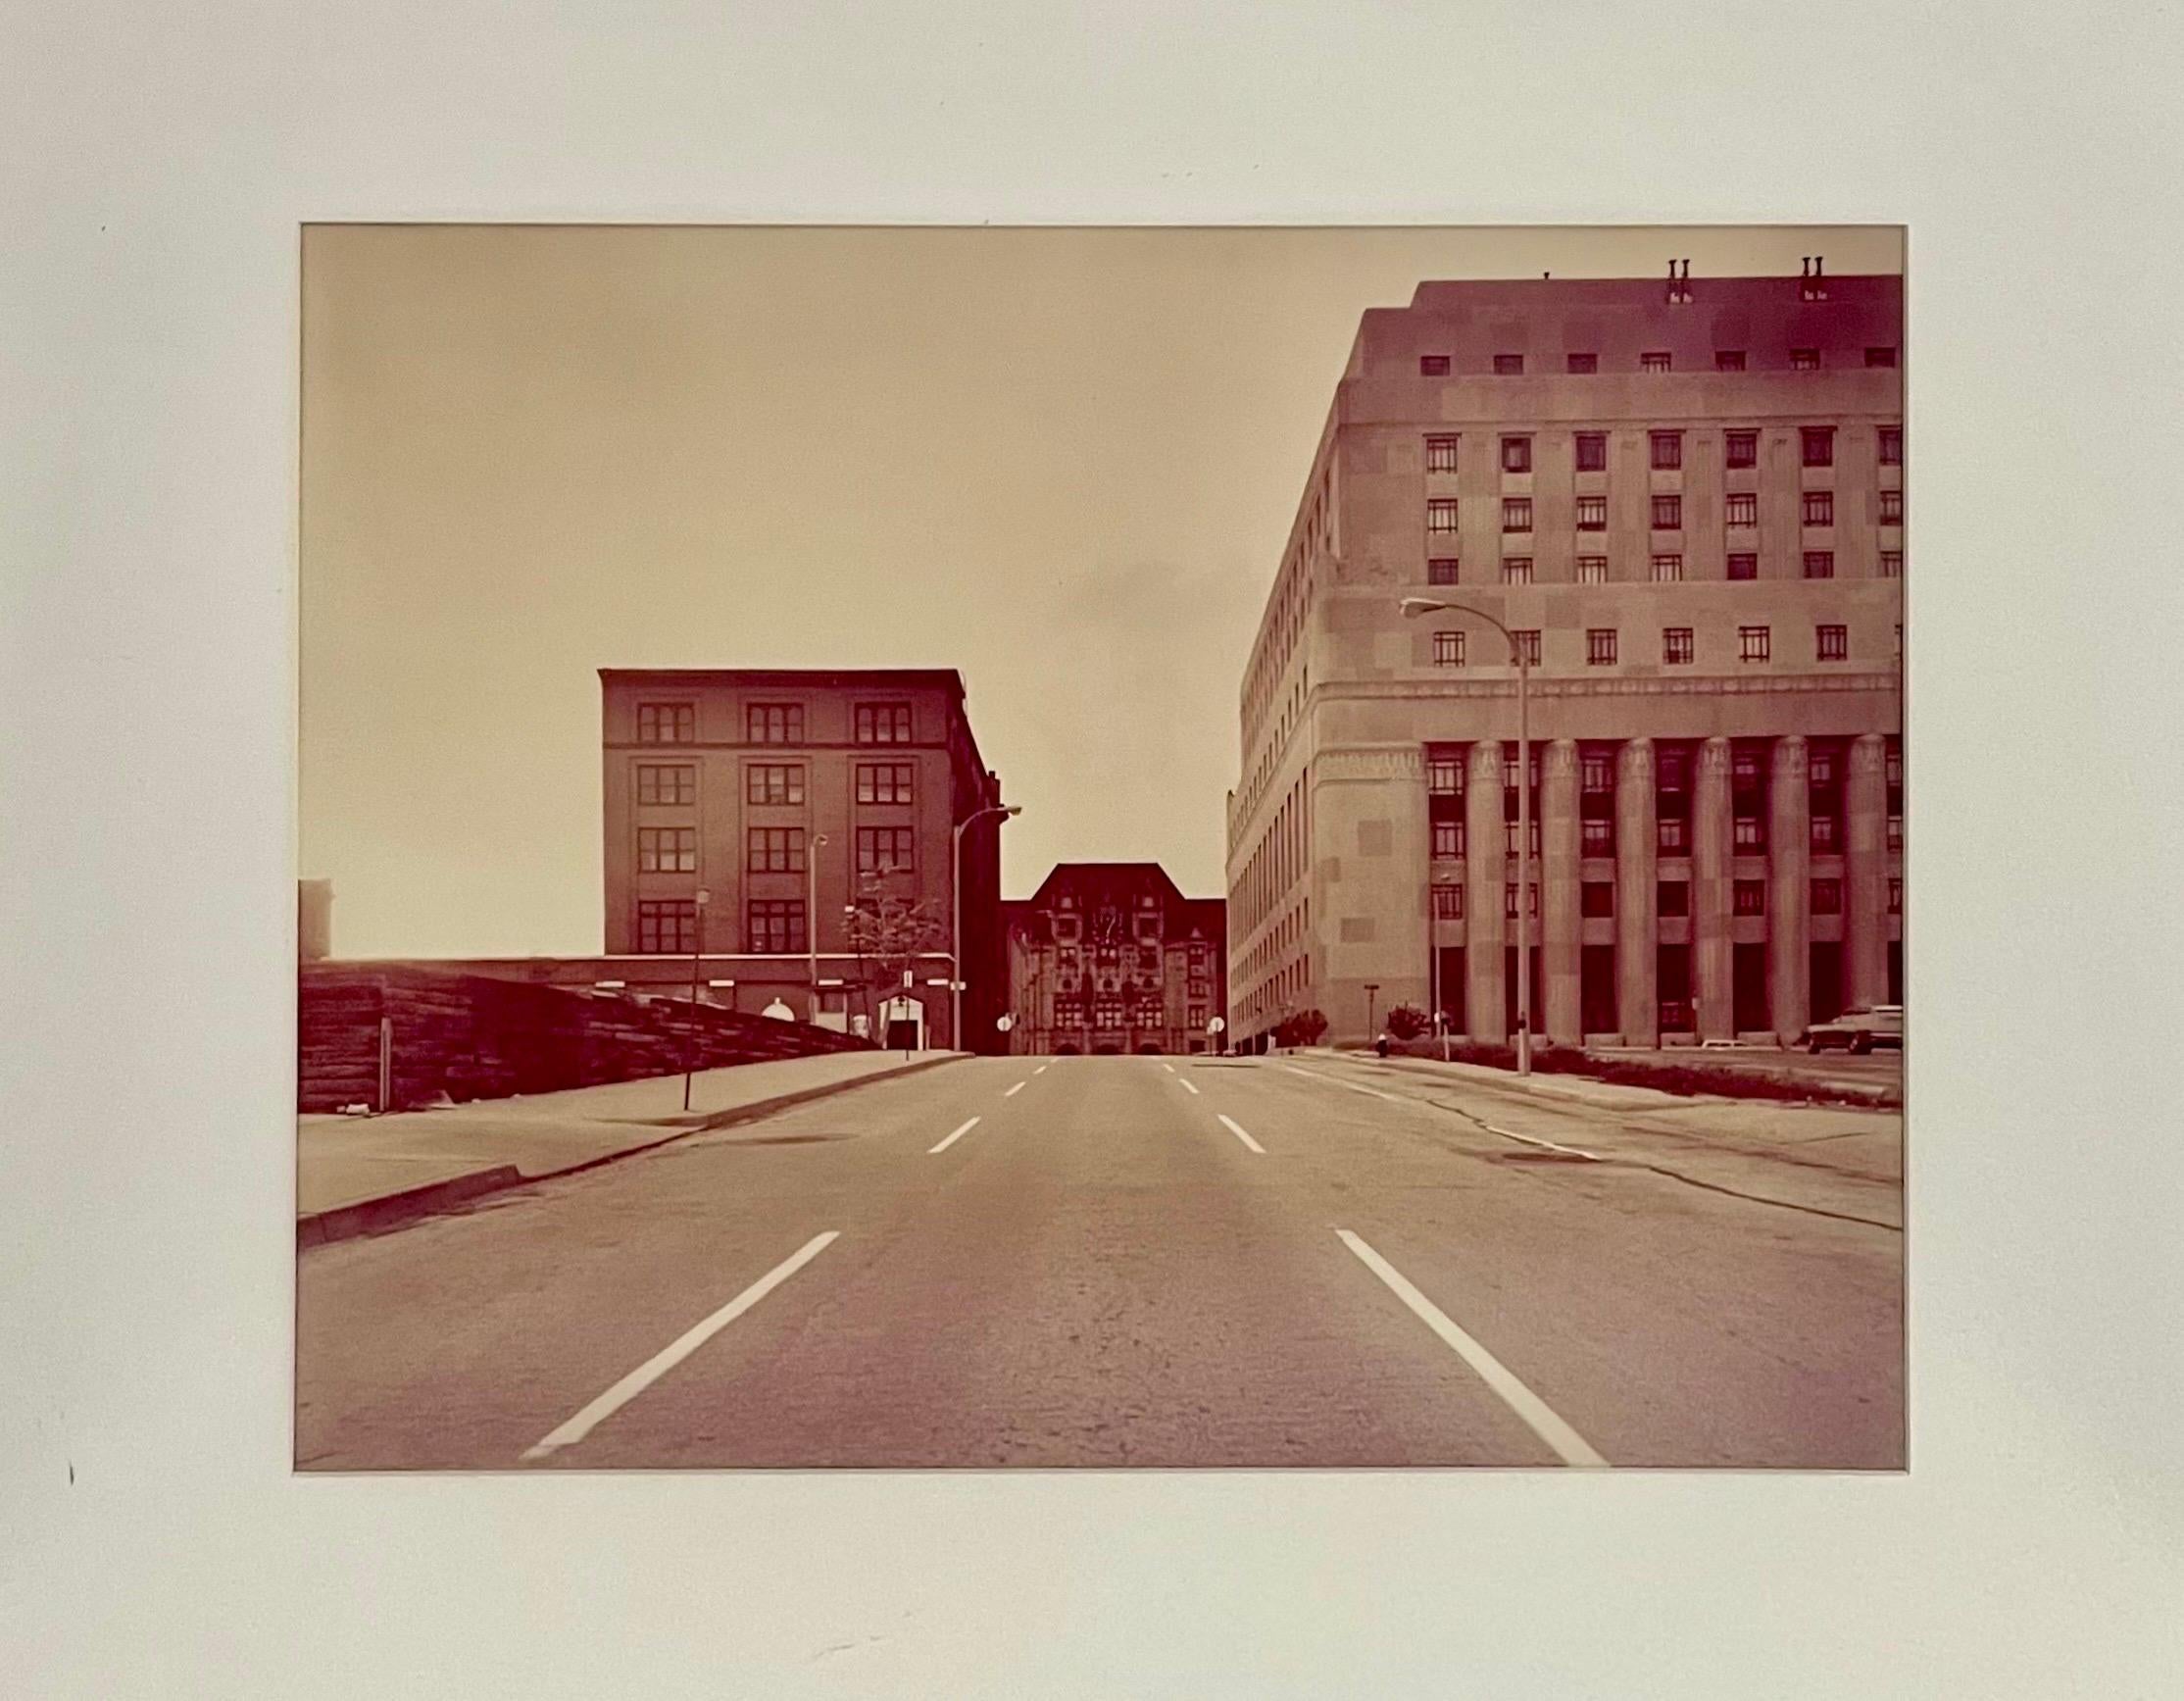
[299,964,873,1113]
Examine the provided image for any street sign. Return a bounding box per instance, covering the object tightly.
[1207,1016,1226,1034]
[996,1014,1016,1032]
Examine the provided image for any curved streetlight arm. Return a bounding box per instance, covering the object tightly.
[1398,596,1523,664]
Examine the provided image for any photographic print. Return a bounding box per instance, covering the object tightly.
[296,225,1905,1470]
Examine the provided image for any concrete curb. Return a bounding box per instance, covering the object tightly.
[296,1053,966,1249]
[1305,1048,1900,1112]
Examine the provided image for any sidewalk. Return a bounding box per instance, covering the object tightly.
[1299,1047,1898,1111]
[298,1050,963,1246]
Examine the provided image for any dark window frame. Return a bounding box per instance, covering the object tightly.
[638,763,697,806]
[745,763,805,806]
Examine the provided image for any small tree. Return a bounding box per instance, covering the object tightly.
[1384,1002,1429,1041]
[843,876,945,1037]
[1274,1007,1328,1048]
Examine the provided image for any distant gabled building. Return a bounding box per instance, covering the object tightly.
[1003,864,1226,1055]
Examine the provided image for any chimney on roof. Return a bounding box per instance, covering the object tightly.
[1801,257,1812,276]
[1813,255,1824,276]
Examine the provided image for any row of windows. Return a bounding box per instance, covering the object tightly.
[1434,490,1903,534]
[635,762,919,807]
[635,825,919,876]
[1430,813,1900,858]
[635,898,809,955]
[1426,551,1904,584]
[1427,744,1901,797]
[1429,425,1898,475]
[1432,623,1857,667]
[1052,999,1171,1029]
[1427,876,1903,921]
[633,701,918,746]
[1418,348,1896,378]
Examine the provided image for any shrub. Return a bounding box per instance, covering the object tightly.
[1383,1003,1430,1040]
[1274,1008,1329,1048]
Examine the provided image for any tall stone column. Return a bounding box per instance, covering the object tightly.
[1614,737,1659,1046]
[1311,745,1430,1044]
[1768,734,1812,1044]
[1464,738,1507,1043]
[1693,735,1734,1041]
[1541,740,1582,1044]
[1845,731,1890,1009]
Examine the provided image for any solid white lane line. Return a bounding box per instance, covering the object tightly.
[1282,1064,1397,1102]
[928,1117,981,1154]
[1335,1229,1609,1470]
[1216,1114,1266,1154]
[1004,1080,1025,1098]
[521,1231,839,1461]
[1491,1126,1603,1162]
[1179,1078,1201,1095]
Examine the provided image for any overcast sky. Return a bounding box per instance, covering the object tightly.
[300,224,1902,957]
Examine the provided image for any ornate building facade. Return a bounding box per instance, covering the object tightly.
[1226,266,1904,1049]
[1003,864,1227,1055]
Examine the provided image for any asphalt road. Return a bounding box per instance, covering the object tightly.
[296,1055,1904,1471]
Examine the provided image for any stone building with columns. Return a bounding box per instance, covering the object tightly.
[1225,266,1903,1049]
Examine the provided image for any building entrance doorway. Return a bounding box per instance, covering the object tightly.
[877,994,925,1050]
[1809,942,1845,1026]
[1732,943,1769,1033]
[1580,945,1616,1035]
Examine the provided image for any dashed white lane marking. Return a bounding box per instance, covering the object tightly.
[1281,1064,1397,1102]
[1216,1114,1266,1154]
[1179,1078,1201,1096]
[1334,1229,1608,1469]
[1004,1080,1025,1098]
[1034,1064,1049,1076]
[521,1231,839,1461]
[1163,1062,1175,1074]
[928,1117,981,1154]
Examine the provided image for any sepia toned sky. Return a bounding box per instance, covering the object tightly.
[301,224,1903,957]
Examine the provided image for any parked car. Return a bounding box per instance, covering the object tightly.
[1804,1004,1904,1054]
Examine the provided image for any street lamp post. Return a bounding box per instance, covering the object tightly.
[952,803,1022,1054]
[805,832,829,1023]
[1400,595,1534,1076]
[682,887,711,1112]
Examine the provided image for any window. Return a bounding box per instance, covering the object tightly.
[1804,551,1835,579]
[1651,554,1684,582]
[1431,821,1464,859]
[1576,494,1608,530]
[746,899,806,954]
[1879,490,1903,524]
[1641,351,1673,373]
[1426,497,1461,533]
[1663,626,1694,665]
[1733,879,1766,916]
[1888,877,1903,915]
[1879,425,1903,466]
[1880,550,1903,578]
[1732,750,1761,790]
[1581,753,1613,792]
[1803,491,1834,526]
[1576,555,1609,584]
[1427,755,1464,793]
[1816,624,1849,661]
[1505,820,1541,856]
[638,764,696,805]
[1658,880,1690,917]
[1791,348,1821,372]
[1502,557,1534,585]
[1424,433,1460,472]
[1728,552,1759,581]
[1734,816,1765,851]
[636,899,697,954]
[1723,492,1757,527]
[747,826,806,873]
[1094,998,1125,1029]
[1715,350,1747,372]
[1494,353,1524,375]
[746,764,804,806]
[855,702,913,744]
[1886,748,1903,790]
[1811,815,1838,852]
[1581,882,1614,918]
[1428,557,1461,584]
[1801,425,1835,467]
[638,826,697,873]
[1652,494,1682,529]
[1887,815,1904,853]
[1581,819,1614,855]
[1514,629,1541,666]
[1567,352,1598,374]
[1726,429,1759,469]
[1650,430,1683,469]
[1865,346,1898,368]
[1739,625,1771,662]
[1501,435,1532,474]
[856,762,915,805]
[1419,355,1450,376]
[637,702,695,744]
[1433,883,1464,919]
[1135,998,1165,1026]
[1502,497,1533,532]
[1574,431,1607,472]
[1586,628,1617,666]
[1659,817,1688,853]
[747,703,804,743]
[1812,878,1844,916]
[1432,630,1465,667]
[857,825,916,875]
[1186,1004,1208,1031]
[1504,883,1539,919]
[1055,997,1084,1028]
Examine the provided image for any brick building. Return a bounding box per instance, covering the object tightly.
[1226,264,1904,1049]
[1003,864,1226,1054]
[598,668,1010,1051]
